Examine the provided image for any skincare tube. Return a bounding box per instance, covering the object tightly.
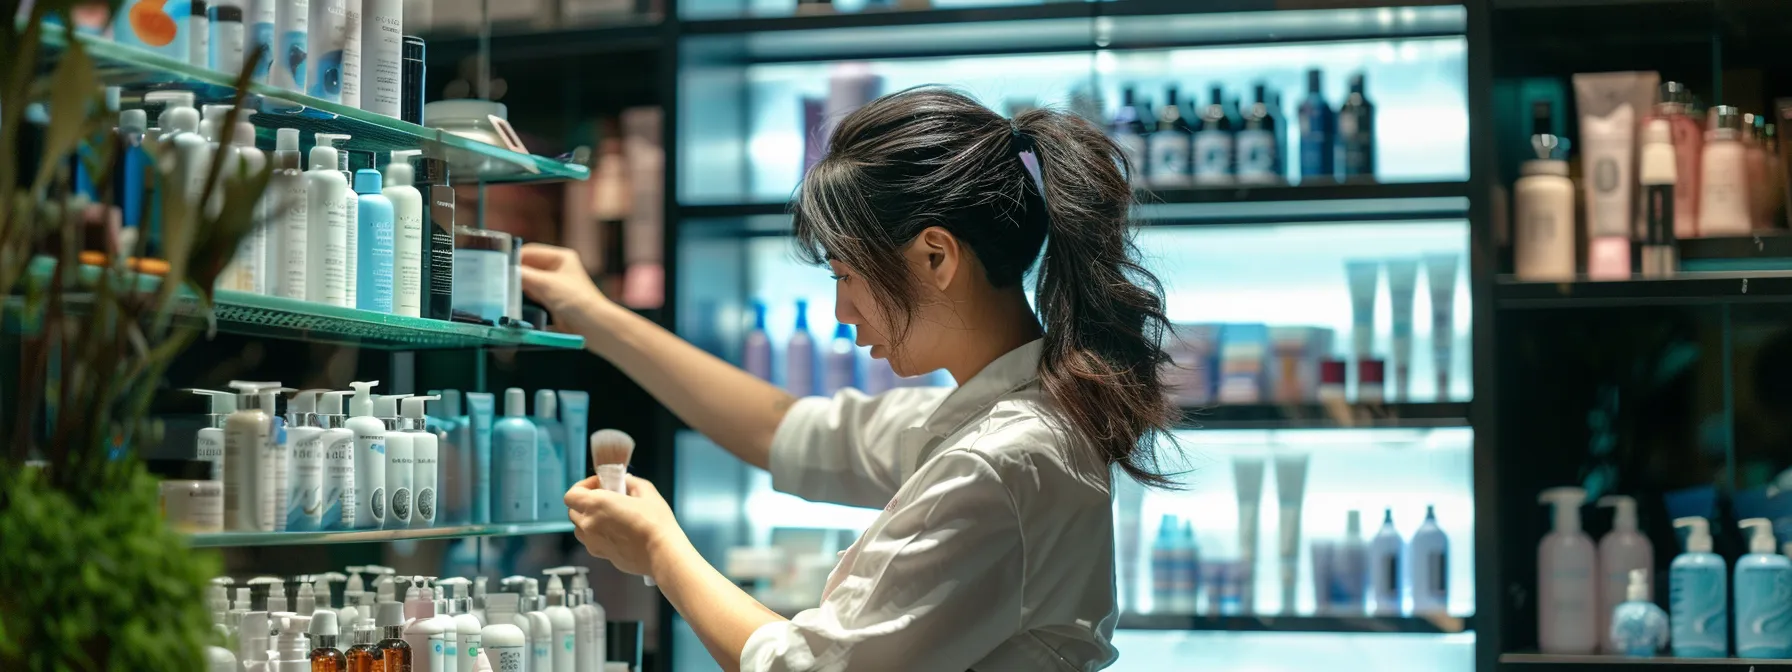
[1423,253,1458,401]
[465,392,495,524]
[1233,456,1266,614]
[1384,260,1419,402]
[558,391,590,488]
[1344,260,1379,395]
[1574,72,1657,280]
[1273,453,1310,615]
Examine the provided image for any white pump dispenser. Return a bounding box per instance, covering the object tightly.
[370,566,400,604]
[437,577,482,672]
[286,389,329,532]
[403,395,443,525]
[347,381,387,529]
[403,576,452,672]
[567,566,604,672]
[188,389,236,481]
[317,390,357,530]
[1596,495,1653,653]
[270,127,308,300]
[386,150,426,317]
[272,613,312,672]
[224,381,277,531]
[1537,487,1597,654]
[306,134,350,306]
[522,578,552,672]
[296,577,316,616]
[541,569,576,672]
[479,592,528,672]
[378,393,417,528]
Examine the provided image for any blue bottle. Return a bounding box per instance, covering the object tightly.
[1298,68,1336,182]
[1611,568,1669,656]
[1151,515,1179,613]
[492,388,538,523]
[1669,517,1728,657]
[533,389,567,522]
[1736,518,1792,658]
[355,169,395,314]
[1178,520,1201,614]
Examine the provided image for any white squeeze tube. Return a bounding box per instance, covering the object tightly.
[1424,253,1458,401]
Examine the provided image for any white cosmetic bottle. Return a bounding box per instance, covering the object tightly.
[1538,487,1598,654]
[401,395,441,526]
[270,128,309,300]
[523,579,552,672]
[190,389,236,481]
[437,578,482,672]
[285,389,329,532]
[1515,102,1576,282]
[402,577,449,672]
[568,567,604,672]
[162,104,211,223]
[346,381,387,529]
[317,390,358,530]
[306,134,350,306]
[541,570,576,672]
[341,0,364,109]
[307,0,350,102]
[378,394,415,529]
[227,120,269,294]
[384,150,424,316]
[1596,495,1653,653]
[1699,106,1752,236]
[316,133,360,307]
[258,387,291,533]
[223,381,274,531]
[479,593,528,672]
[271,0,311,96]
[361,0,403,117]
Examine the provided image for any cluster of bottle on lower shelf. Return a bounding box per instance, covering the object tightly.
[203,566,641,672]
[1535,486,1792,659]
[739,299,949,396]
[152,383,607,534]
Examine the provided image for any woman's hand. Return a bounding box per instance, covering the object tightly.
[564,475,689,578]
[519,243,610,319]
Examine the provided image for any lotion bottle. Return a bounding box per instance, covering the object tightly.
[522,579,552,672]
[786,300,815,397]
[1639,118,1679,278]
[306,134,349,306]
[378,393,415,529]
[346,381,386,529]
[355,168,395,313]
[533,389,567,522]
[823,323,856,396]
[478,593,528,672]
[401,395,441,526]
[1538,487,1597,654]
[494,388,538,523]
[541,570,576,672]
[437,577,482,672]
[569,567,604,672]
[1610,568,1669,657]
[271,128,308,300]
[1700,106,1752,236]
[226,119,268,294]
[284,389,328,532]
[402,577,449,672]
[1515,100,1576,281]
[307,0,350,102]
[1596,495,1654,653]
[1408,505,1449,616]
[316,390,357,530]
[190,389,236,481]
[1368,509,1404,616]
[1735,518,1792,658]
[317,134,360,307]
[361,0,403,117]
[385,151,424,317]
[223,380,275,532]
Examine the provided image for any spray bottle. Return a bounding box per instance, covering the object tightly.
[1537,487,1596,654]
[402,395,442,526]
[189,389,235,481]
[318,391,357,530]
[346,381,387,529]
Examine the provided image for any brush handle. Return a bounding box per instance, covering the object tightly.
[596,464,628,495]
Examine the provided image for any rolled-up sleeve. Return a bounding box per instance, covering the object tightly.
[768,387,949,509]
[742,450,1023,672]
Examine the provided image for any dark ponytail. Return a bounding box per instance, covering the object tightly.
[792,87,1181,488]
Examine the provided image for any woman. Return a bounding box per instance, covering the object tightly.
[521,87,1178,671]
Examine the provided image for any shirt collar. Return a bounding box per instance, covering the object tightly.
[919,338,1044,438]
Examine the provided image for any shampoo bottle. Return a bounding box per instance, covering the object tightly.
[1596,495,1654,653]
[270,128,308,300]
[306,134,350,306]
[1111,87,1149,185]
[246,0,275,83]
[533,389,567,522]
[1368,509,1404,616]
[385,151,424,317]
[437,578,482,672]
[209,0,245,75]
[1298,68,1335,183]
[190,388,236,481]
[523,579,552,672]
[1408,505,1449,616]
[1538,487,1598,654]
[355,168,395,313]
[361,0,403,117]
[786,300,816,397]
[346,381,386,529]
[284,389,328,532]
[223,380,274,532]
[318,134,360,307]
[1193,86,1235,185]
[569,567,604,672]
[1735,518,1792,658]
[823,323,857,396]
[478,593,528,672]
[316,390,357,530]
[1146,87,1192,188]
[401,395,441,526]
[1610,568,1669,657]
[1337,73,1376,181]
[402,578,449,672]
[377,393,414,529]
[494,388,539,523]
[743,301,772,381]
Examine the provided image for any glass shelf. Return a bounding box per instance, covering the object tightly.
[1117,613,1470,635]
[1183,403,1471,430]
[1496,272,1792,309]
[34,23,588,185]
[13,258,585,351]
[1498,653,1792,669]
[187,521,575,548]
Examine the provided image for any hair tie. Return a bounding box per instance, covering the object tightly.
[1010,122,1048,201]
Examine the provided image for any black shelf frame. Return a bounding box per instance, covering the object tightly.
[1119,612,1472,634]
[1178,402,1472,430]
[1499,654,1792,669]
[1495,273,1792,309]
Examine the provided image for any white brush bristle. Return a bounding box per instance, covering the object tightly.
[589,429,636,467]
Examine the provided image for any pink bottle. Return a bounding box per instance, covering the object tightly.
[1654,82,1703,238]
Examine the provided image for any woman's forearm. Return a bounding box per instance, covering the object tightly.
[651,536,785,672]
[562,296,790,470]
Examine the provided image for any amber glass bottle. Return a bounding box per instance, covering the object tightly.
[373,601,412,672]
[344,621,381,672]
[308,610,349,672]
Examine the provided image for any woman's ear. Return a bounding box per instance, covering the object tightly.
[906,227,961,292]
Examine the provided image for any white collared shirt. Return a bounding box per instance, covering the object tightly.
[741,339,1120,672]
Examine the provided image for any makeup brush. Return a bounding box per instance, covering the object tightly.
[589,429,636,495]
[588,429,653,586]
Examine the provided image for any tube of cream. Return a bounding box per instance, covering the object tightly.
[558,391,589,489]
[1424,253,1459,402]
[1345,260,1380,398]
[1384,260,1419,403]
[1573,71,1659,280]
[1233,456,1266,614]
[1274,452,1310,615]
[465,392,495,524]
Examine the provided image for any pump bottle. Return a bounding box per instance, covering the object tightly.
[1537,487,1597,654]
[568,567,604,672]
[309,610,348,672]
[523,578,552,672]
[437,577,483,672]
[259,386,294,532]
[318,390,358,530]
[375,601,412,671]
[1595,495,1653,653]
[271,613,312,671]
[494,388,538,523]
[346,381,387,528]
[223,381,276,531]
[270,128,309,300]
[1735,518,1792,658]
[402,577,450,672]
[400,395,442,526]
[375,393,416,528]
[239,610,270,671]
[189,389,235,481]
[385,151,425,317]
[1610,568,1669,656]
[317,133,360,307]
[542,569,576,672]
[534,389,567,522]
[306,134,350,306]
[479,592,528,672]
[285,389,329,532]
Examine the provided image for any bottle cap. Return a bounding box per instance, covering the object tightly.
[401,395,440,425]
[348,381,381,417]
[276,128,300,152]
[1709,105,1744,134]
[1358,359,1385,384]
[1660,81,1692,106]
[309,138,338,174]
[1538,487,1586,532]
[120,109,148,132]
[354,168,383,194]
[1626,568,1651,602]
[232,121,257,148]
[309,609,338,637]
[375,601,405,628]
[505,388,527,418]
[386,150,419,186]
[1741,518,1778,554]
[1598,495,1640,532]
[795,299,810,330]
[535,389,557,420]
[166,105,200,133]
[1674,516,1713,553]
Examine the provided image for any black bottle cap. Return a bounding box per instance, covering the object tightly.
[1350,73,1366,91]
[192,0,207,16]
[1531,100,1553,137]
[606,621,643,665]
[147,459,214,481]
[1308,68,1323,93]
[403,35,425,62]
[1210,85,1224,103]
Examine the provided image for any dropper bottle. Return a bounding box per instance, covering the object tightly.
[344,619,380,672]
[374,601,412,671]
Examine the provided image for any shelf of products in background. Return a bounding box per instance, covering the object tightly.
[1181,402,1470,430]
[186,521,577,548]
[1117,613,1469,635]
[1499,654,1792,669]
